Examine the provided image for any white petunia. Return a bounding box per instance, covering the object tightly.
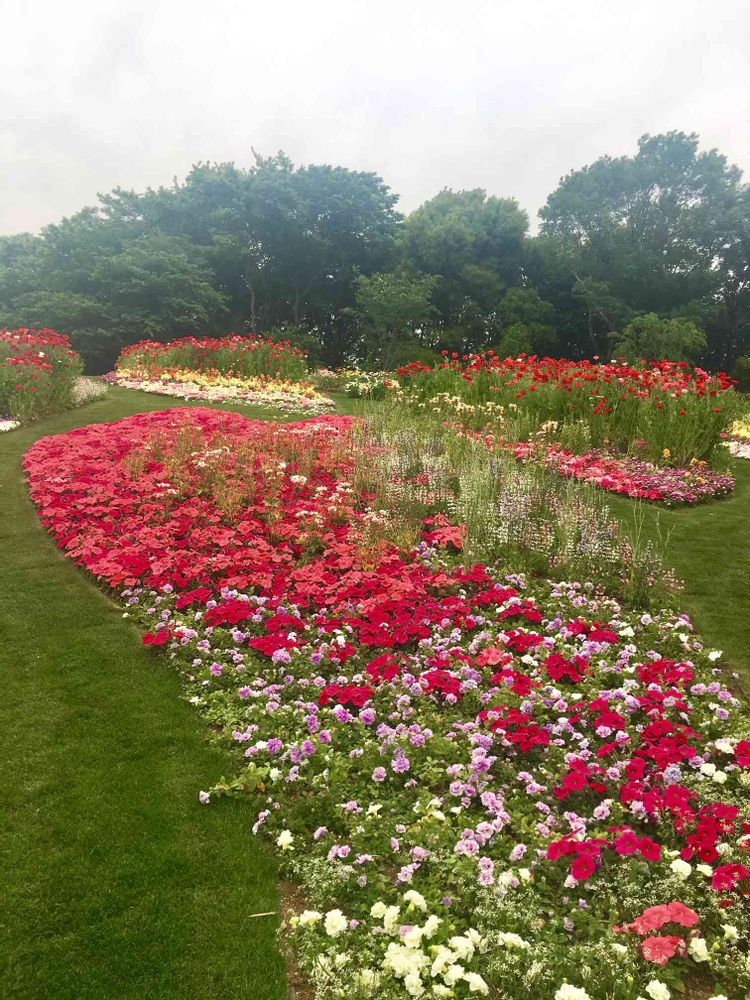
[465,971,490,994]
[645,981,671,1000]
[276,829,294,850]
[688,937,708,962]
[554,986,592,1000]
[324,909,348,937]
[669,858,692,879]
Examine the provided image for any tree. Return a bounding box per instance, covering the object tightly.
[401,189,528,348]
[611,313,707,363]
[540,132,750,363]
[348,271,438,368]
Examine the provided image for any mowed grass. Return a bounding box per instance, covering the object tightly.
[1,384,747,999]
[608,456,750,687]
[0,388,363,1000]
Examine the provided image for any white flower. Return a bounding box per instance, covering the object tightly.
[555,986,591,1000]
[370,901,387,919]
[688,937,708,962]
[708,995,728,1000]
[712,770,727,784]
[403,889,427,912]
[700,762,717,776]
[430,946,456,977]
[298,909,322,926]
[497,931,530,949]
[276,829,294,850]
[443,964,465,987]
[722,924,738,941]
[697,863,713,876]
[448,935,474,961]
[324,909,348,937]
[402,926,423,949]
[357,969,380,992]
[669,858,692,879]
[383,905,401,933]
[611,943,628,955]
[465,971,489,994]
[422,915,441,938]
[645,981,670,1000]
[432,988,452,999]
[708,650,722,661]
[404,973,424,997]
[714,739,734,753]
[198,790,210,804]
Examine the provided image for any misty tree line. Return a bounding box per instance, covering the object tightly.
[1,132,749,379]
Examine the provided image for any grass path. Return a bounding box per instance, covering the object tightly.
[608,457,750,687]
[0,388,360,1000]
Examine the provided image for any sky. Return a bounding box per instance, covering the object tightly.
[1,0,749,235]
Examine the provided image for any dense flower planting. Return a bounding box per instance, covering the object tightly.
[396,355,741,466]
[116,333,309,381]
[0,328,83,424]
[723,421,750,460]
[514,443,735,506]
[111,335,333,412]
[24,409,750,1000]
[105,368,334,413]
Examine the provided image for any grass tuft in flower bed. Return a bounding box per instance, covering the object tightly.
[24,406,750,1000]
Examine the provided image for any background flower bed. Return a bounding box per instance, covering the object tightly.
[1,327,83,425]
[396,355,743,467]
[111,334,334,412]
[24,407,750,1000]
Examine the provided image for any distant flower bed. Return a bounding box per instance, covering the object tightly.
[396,354,741,466]
[515,444,735,506]
[116,333,309,381]
[24,407,750,1000]
[106,367,335,414]
[723,420,750,459]
[0,328,83,426]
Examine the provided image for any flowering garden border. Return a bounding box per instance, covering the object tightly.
[24,408,750,1000]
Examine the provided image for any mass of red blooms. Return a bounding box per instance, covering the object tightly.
[22,406,750,997]
[398,353,736,398]
[1,328,82,423]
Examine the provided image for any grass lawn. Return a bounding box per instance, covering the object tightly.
[607,456,750,689]
[1,384,747,999]
[0,388,364,1000]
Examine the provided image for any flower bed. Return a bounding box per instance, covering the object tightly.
[396,355,741,466]
[722,420,750,459]
[1,328,83,425]
[105,368,334,413]
[117,333,309,380]
[24,409,750,1000]
[515,443,735,506]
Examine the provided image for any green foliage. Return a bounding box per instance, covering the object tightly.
[611,313,707,362]
[349,271,438,368]
[731,355,750,392]
[1,134,749,370]
[540,131,749,361]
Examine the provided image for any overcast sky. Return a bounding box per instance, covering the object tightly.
[2,0,749,235]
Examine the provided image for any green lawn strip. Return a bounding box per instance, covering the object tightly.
[607,458,750,687]
[0,388,359,1000]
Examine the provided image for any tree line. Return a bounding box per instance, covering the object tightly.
[1,133,749,377]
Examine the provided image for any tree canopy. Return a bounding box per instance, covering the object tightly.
[1,134,749,371]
